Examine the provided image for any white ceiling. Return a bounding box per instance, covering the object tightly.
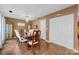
[0,4,73,20]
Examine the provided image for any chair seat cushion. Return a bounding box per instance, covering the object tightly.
[20,37,28,42]
[20,40,27,42]
[28,41,38,45]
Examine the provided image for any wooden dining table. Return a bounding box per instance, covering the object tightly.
[25,30,33,41]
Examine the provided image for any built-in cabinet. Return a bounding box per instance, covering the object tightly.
[5,24,12,39]
[0,14,5,48]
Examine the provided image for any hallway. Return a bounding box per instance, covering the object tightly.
[0,39,79,55]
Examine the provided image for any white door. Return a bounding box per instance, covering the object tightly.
[49,14,74,49]
[39,19,46,40]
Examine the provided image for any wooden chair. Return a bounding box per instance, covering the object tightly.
[27,30,41,53]
[14,30,27,48]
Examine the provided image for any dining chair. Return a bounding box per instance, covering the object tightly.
[27,30,41,53]
[14,30,27,48]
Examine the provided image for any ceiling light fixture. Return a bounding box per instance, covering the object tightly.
[26,19,29,22]
[25,16,29,22]
[25,15,35,22]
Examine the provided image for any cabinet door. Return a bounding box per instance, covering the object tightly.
[5,24,9,39]
[0,15,5,48]
[9,24,12,38]
[5,24,12,39]
[1,16,5,44]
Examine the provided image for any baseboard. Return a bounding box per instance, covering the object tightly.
[42,39,52,43]
[43,39,79,53]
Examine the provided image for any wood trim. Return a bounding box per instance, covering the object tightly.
[74,5,78,51]
[5,17,28,37]
[5,17,23,21]
[46,18,49,41]
[35,5,77,20]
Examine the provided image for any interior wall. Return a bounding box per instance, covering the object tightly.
[5,17,28,37]
[6,17,27,30]
[77,5,79,16]
[30,19,46,40]
[77,5,79,49]
[31,20,39,29]
[0,14,2,48]
[39,19,46,40]
[49,14,74,49]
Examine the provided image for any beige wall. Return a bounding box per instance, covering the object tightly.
[6,17,27,29]
[30,20,39,29]
[5,17,28,37]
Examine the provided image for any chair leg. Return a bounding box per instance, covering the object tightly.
[18,42,22,49]
[20,43,22,48]
[18,41,20,48]
[19,42,21,48]
[39,43,41,50]
[17,40,20,47]
[31,44,35,54]
[38,40,41,50]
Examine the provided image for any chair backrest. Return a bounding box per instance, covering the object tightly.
[19,29,24,37]
[14,30,22,41]
[29,29,34,36]
[32,30,41,42]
